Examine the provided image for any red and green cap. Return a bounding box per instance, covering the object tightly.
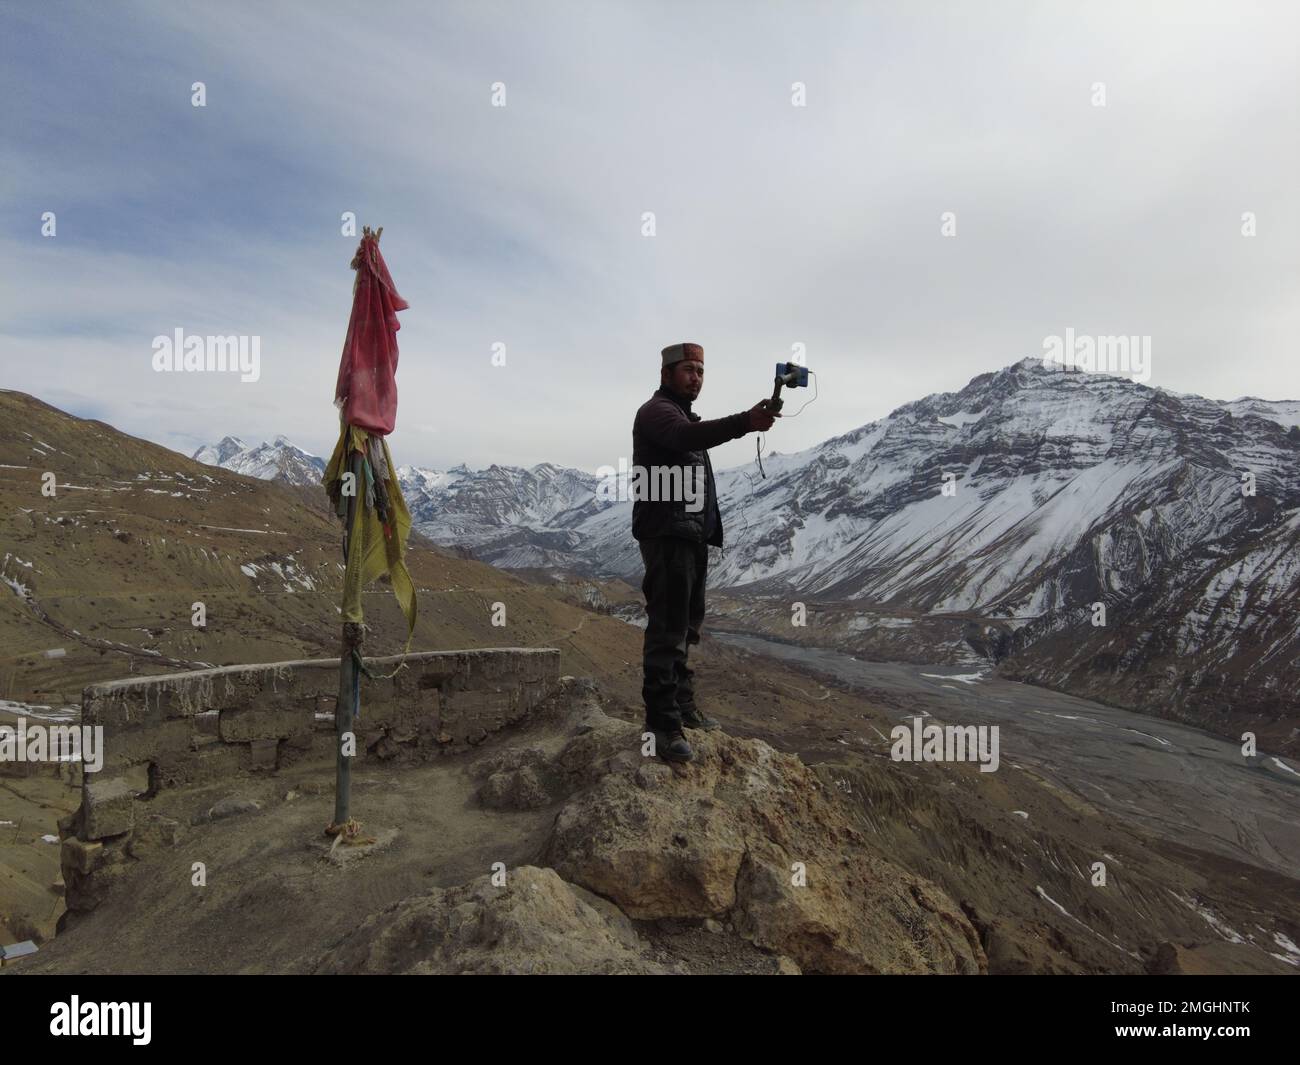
[661,342,703,367]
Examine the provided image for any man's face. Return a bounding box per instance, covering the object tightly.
[668,357,704,400]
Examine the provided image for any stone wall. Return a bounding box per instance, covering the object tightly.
[60,647,560,917]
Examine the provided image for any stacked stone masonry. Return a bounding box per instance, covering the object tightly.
[60,648,560,917]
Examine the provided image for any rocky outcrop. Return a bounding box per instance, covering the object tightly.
[315,865,668,975]
[321,683,986,974]
[533,707,985,974]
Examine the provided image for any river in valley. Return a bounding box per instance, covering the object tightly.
[715,632,1300,882]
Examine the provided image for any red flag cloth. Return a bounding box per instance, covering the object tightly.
[334,233,409,436]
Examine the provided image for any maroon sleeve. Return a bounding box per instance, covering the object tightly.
[641,400,750,451]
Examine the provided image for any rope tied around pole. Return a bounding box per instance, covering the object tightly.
[324,817,376,848]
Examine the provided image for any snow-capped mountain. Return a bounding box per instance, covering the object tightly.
[429,357,1293,746]
[570,361,1298,600]
[194,362,1299,748]
[1222,397,1300,429]
[191,436,615,562]
[573,358,1299,746]
[192,435,326,488]
[401,462,611,568]
[192,435,250,467]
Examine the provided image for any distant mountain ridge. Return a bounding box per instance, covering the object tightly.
[192,435,325,488]
[192,437,611,566]
[192,361,1300,749]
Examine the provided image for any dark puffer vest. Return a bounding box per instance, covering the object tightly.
[631,386,750,547]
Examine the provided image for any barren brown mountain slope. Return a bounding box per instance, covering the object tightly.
[0,389,643,705]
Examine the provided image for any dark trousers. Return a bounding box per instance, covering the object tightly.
[640,536,708,731]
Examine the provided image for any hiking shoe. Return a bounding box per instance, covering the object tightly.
[679,705,720,731]
[654,728,694,763]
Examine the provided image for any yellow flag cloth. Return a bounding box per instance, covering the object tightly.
[322,423,417,650]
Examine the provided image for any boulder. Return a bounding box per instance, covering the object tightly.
[315,865,665,974]
[539,712,987,974]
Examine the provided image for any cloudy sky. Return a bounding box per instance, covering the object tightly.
[2,0,1296,476]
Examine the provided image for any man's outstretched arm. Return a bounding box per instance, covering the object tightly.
[641,400,777,452]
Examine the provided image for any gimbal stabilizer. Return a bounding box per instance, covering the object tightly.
[769,362,810,414]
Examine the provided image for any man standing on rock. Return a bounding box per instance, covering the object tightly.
[632,342,778,763]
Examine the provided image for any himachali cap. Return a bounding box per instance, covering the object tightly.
[661,342,704,367]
